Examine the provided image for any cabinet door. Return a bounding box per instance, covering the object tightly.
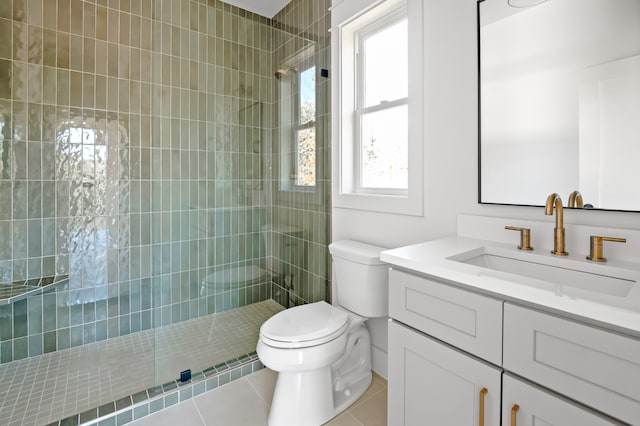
[504,303,640,424]
[388,320,501,426]
[502,374,619,426]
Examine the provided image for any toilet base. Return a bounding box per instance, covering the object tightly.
[268,367,334,426]
[265,324,373,426]
[267,369,372,426]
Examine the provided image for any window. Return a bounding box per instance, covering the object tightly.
[356,14,408,193]
[332,0,423,215]
[278,48,317,192]
[295,65,316,187]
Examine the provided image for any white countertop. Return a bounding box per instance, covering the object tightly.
[381,236,640,338]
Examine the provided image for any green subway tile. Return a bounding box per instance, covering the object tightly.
[12,182,27,220]
[70,303,83,326]
[27,181,42,219]
[57,327,70,350]
[27,257,41,279]
[0,304,11,339]
[119,315,130,335]
[0,220,10,261]
[0,1,11,20]
[83,301,96,323]
[42,293,56,332]
[116,411,132,425]
[42,255,55,277]
[130,312,141,333]
[13,299,27,338]
[57,303,70,329]
[98,401,115,417]
[27,295,42,334]
[79,408,98,424]
[43,331,56,353]
[83,323,95,344]
[95,299,107,321]
[69,325,83,347]
[12,259,26,281]
[0,182,11,220]
[107,317,118,338]
[141,310,151,330]
[0,59,10,99]
[28,333,42,357]
[134,394,152,417]
[95,320,108,341]
[0,340,12,363]
[13,336,27,360]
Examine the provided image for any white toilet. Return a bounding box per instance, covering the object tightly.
[256,240,388,426]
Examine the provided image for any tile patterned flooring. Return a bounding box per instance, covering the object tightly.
[0,300,284,426]
[129,368,388,426]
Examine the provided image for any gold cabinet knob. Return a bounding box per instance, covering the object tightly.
[587,236,626,262]
[505,226,533,251]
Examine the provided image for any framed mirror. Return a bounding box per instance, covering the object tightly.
[478,0,640,211]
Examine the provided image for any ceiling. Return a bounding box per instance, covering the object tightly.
[220,0,293,18]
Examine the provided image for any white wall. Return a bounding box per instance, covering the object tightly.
[331,0,640,377]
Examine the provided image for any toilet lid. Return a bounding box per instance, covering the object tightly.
[260,301,349,348]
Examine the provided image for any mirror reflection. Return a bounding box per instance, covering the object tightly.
[479,0,640,211]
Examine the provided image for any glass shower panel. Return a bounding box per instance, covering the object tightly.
[151,1,280,389]
[272,0,332,309]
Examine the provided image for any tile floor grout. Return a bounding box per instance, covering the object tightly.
[130,368,388,426]
[193,401,207,426]
[0,300,284,426]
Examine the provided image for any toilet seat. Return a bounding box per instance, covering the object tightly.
[260,301,349,349]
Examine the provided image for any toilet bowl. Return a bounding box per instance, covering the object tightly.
[256,240,388,426]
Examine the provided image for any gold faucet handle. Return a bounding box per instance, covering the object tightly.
[505,226,533,251]
[587,236,626,262]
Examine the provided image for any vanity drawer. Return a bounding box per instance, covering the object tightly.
[504,303,640,425]
[389,268,503,365]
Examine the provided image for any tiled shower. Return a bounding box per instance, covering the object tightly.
[0,0,330,424]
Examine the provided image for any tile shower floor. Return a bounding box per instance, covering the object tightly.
[0,300,284,426]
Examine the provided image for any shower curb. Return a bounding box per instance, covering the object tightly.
[47,352,264,426]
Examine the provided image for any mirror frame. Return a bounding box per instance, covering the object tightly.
[476,0,640,213]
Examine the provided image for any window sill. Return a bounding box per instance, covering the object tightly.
[333,191,423,216]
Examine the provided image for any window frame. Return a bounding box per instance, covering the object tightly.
[275,44,328,208]
[354,9,409,195]
[332,0,424,216]
[293,64,317,189]
[278,47,317,193]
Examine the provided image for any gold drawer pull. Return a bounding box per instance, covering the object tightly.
[479,388,488,426]
[511,404,520,426]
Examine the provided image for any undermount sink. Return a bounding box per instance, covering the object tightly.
[447,247,637,298]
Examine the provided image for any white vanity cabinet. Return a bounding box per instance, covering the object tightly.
[387,268,632,426]
[388,269,502,425]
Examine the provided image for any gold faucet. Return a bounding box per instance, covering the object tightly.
[545,193,568,256]
[587,235,626,262]
[568,190,583,208]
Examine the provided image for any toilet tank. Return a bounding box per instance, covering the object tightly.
[328,240,388,318]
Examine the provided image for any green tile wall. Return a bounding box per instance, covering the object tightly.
[0,0,295,364]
